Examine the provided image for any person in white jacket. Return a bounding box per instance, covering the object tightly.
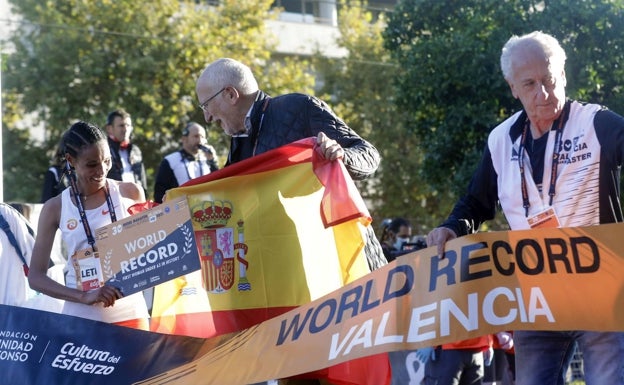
[0,202,35,306]
[427,31,624,385]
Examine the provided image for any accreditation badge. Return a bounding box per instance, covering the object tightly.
[527,206,561,229]
[71,248,104,291]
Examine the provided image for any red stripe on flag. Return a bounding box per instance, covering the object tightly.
[150,306,297,338]
[288,354,391,385]
[181,138,316,186]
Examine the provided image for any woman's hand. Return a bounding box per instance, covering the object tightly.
[82,285,123,307]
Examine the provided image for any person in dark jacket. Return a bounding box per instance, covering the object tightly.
[195,57,386,271]
[41,141,70,203]
[196,57,389,385]
[379,217,414,262]
[105,109,148,194]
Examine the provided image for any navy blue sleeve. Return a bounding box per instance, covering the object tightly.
[593,107,624,223]
[153,159,176,204]
[306,97,380,180]
[594,107,624,166]
[440,143,499,236]
[40,169,60,203]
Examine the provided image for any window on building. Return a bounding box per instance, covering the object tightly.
[272,0,315,15]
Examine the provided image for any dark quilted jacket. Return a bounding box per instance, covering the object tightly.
[107,138,148,193]
[227,91,387,270]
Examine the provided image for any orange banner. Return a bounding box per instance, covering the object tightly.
[136,223,624,385]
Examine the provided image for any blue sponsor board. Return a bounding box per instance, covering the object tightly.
[96,197,201,296]
[0,305,204,385]
[103,220,200,296]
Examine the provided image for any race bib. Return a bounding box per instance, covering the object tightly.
[527,206,561,229]
[71,248,104,291]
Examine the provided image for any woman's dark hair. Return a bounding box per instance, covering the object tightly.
[61,121,106,158]
[379,217,412,243]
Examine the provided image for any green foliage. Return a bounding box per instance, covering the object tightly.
[2,0,313,201]
[384,0,624,229]
[6,0,624,234]
[1,92,49,202]
[384,0,529,200]
[315,1,444,234]
[541,0,624,108]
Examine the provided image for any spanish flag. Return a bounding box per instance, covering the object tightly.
[150,138,390,385]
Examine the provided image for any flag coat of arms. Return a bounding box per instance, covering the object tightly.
[150,138,389,384]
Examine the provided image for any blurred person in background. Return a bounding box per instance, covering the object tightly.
[105,108,148,194]
[41,141,70,203]
[153,121,219,203]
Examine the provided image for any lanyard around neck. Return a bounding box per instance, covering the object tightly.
[517,104,569,217]
[67,163,117,252]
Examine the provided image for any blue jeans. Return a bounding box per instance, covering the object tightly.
[514,330,624,385]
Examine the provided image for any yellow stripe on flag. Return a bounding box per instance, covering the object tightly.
[151,138,372,338]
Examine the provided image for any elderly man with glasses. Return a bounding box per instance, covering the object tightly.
[195,56,389,385]
[195,57,386,271]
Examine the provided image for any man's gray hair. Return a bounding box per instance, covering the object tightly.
[200,58,259,95]
[500,31,567,80]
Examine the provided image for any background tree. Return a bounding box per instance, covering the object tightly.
[2,0,313,202]
[384,0,624,230]
[315,1,441,236]
[1,89,49,204]
[7,0,624,235]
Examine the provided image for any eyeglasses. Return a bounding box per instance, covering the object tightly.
[199,87,226,112]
